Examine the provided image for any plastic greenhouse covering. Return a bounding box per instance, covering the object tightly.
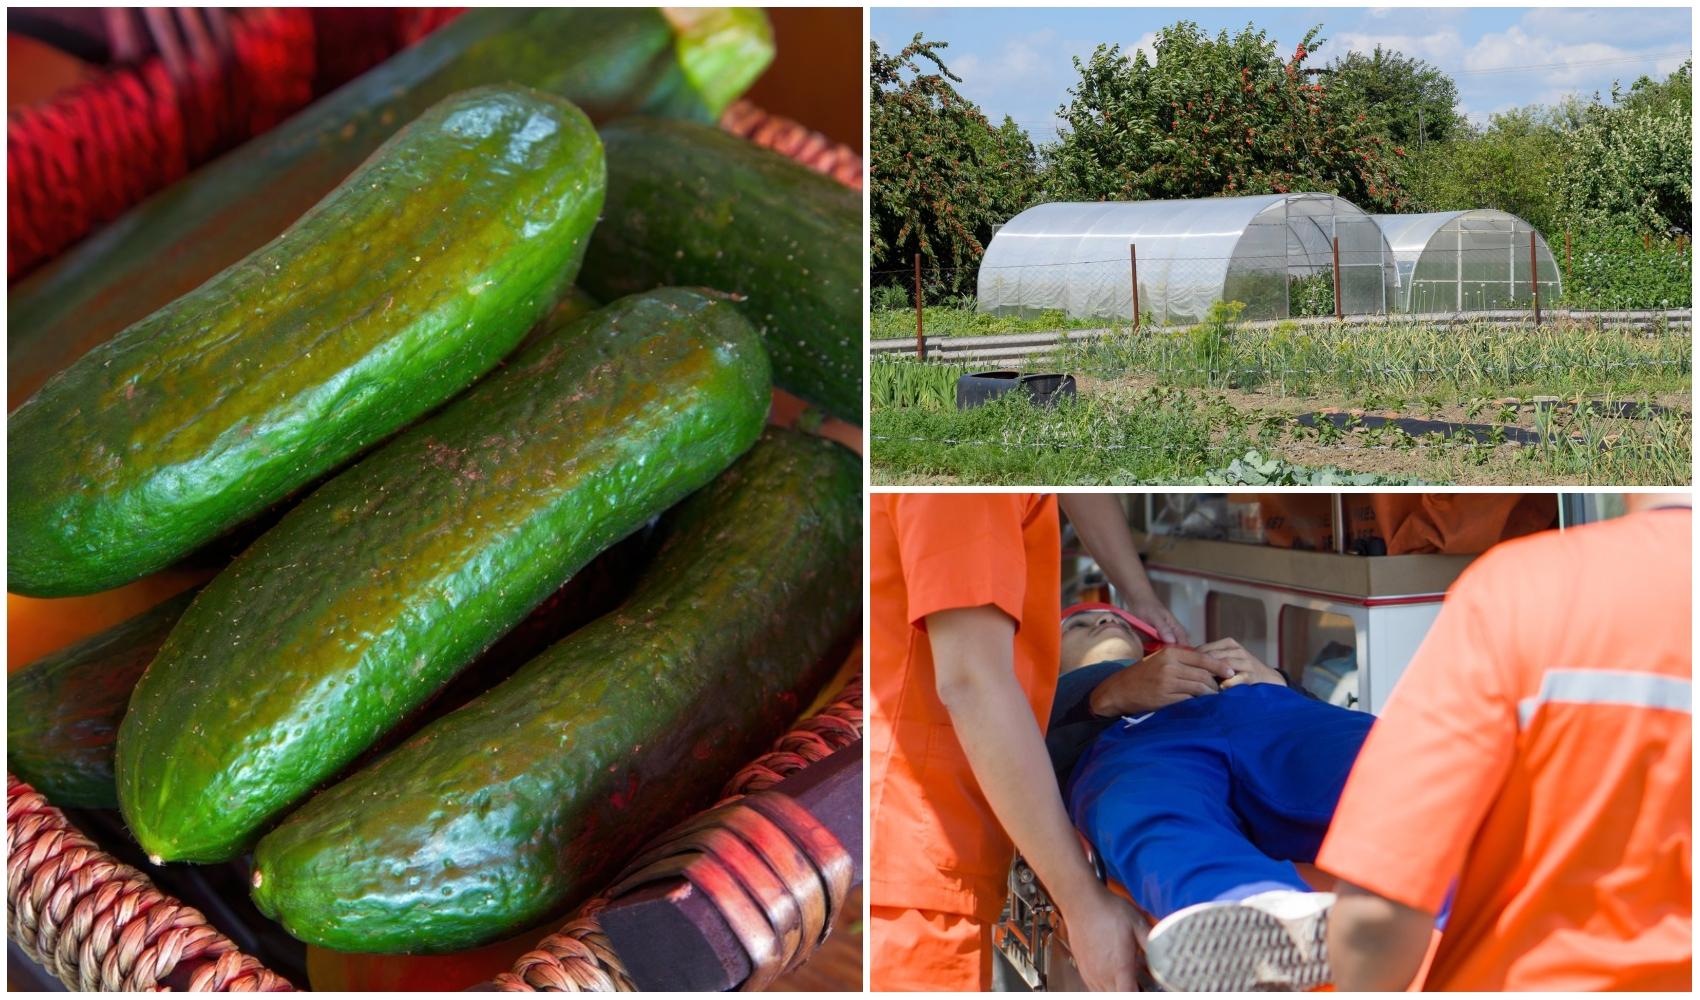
[976,193,1394,325]
[1372,210,1562,312]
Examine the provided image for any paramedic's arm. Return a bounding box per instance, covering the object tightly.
[928,604,1143,992]
[1329,883,1435,991]
[1059,494,1190,645]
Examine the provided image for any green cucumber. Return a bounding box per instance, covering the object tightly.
[579,116,862,423]
[9,85,605,597]
[8,8,773,403]
[249,428,860,953]
[7,589,200,809]
[115,288,770,863]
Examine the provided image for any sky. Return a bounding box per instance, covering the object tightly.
[871,7,1693,144]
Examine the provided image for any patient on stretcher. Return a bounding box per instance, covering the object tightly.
[1043,605,1374,992]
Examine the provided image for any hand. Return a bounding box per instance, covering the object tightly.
[1126,594,1191,647]
[1198,637,1286,687]
[1060,884,1147,991]
[1089,646,1236,716]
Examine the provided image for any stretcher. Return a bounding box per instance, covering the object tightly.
[994,839,1158,992]
[996,838,1341,990]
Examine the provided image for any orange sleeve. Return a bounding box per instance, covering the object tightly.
[892,493,1033,631]
[1315,553,1523,913]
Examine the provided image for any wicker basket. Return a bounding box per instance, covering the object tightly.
[8,669,861,991]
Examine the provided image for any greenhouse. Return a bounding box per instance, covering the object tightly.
[975,193,1395,325]
[1372,210,1562,313]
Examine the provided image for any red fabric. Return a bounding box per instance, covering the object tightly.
[8,8,463,280]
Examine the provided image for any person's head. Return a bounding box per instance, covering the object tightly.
[1622,493,1691,515]
[1060,603,1145,673]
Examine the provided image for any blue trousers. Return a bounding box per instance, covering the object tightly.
[1067,683,1373,920]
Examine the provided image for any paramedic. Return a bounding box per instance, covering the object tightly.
[869,493,1184,991]
[1054,605,1370,992]
[1320,495,1691,990]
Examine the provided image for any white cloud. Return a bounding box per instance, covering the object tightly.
[1332,28,1465,65]
[1130,31,1159,62]
[1464,25,1665,88]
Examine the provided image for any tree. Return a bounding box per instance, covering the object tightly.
[1042,22,1409,211]
[1401,107,1569,233]
[870,34,1040,290]
[1554,62,1691,235]
[1325,46,1464,152]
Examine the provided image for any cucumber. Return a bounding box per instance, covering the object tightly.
[579,116,862,423]
[249,428,860,953]
[7,588,200,809]
[115,288,770,864]
[8,85,605,597]
[8,8,773,404]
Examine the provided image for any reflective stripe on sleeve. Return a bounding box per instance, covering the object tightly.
[1518,669,1692,728]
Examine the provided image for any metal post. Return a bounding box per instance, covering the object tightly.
[913,253,925,361]
[1456,223,1463,312]
[1331,236,1343,321]
[1331,493,1346,554]
[1529,230,1541,326]
[1130,243,1141,333]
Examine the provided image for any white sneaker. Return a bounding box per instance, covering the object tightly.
[1144,889,1334,992]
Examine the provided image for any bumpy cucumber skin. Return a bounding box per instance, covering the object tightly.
[115,289,771,864]
[8,8,773,403]
[580,116,863,423]
[7,588,200,809]
[9,85,605,597]
[249,430,860,953]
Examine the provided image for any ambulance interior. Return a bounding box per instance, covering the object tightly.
[995,492,1627,992]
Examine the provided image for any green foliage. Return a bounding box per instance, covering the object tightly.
[1043,22,1406,210]
[1511,401,1692,486]
[1185,449,1428,485]
[871,285,911,313]
[1559,225,1692,310]
[1401,107,1569,233]
[870,35,1041,289]
[870,387,1249,484]
[869,305,1116,340]
[1288,271,1335,317]
[869,357,971,409]
[1054,318,1690,401]
[1553,62,1692,236]
[1324,46,1465,151]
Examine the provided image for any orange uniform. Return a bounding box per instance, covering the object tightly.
[1318,507,1692,990]
[869,494,1061,991]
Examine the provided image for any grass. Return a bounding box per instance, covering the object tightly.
[1055,316,1690,401]
[869,305,1120,340]
[869,309,1692,485]
[870,388,1250,485]
[869,356,971,409]
[871,390,1690,485]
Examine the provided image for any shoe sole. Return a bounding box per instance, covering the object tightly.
[1145,898,1331,992]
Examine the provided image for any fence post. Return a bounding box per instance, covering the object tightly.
[1529,230,1541,327]
[1331,236,1343,322]
[913,253,925,361]
[1564,227,1571,286]
[1129,243,1140,334]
